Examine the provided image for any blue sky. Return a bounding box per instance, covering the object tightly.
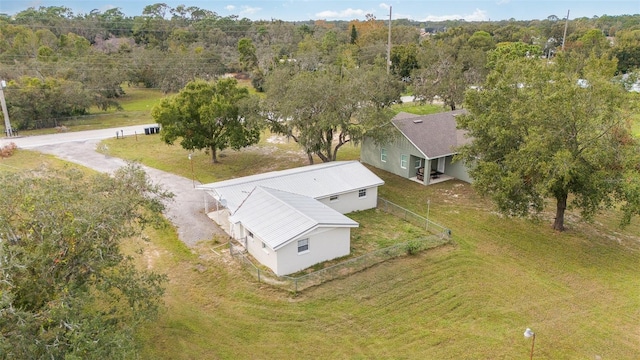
[2,0,639,22]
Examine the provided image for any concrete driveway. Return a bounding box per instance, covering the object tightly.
[2,125,223,247]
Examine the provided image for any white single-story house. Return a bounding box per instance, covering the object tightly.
[197,160,384,276]
[360,110,473,185]
[229,186,358,276]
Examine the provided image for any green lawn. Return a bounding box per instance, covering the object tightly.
[132,168,639,359]
[6,91,640,359]
[15,86,164,136]
[96,134,640,359]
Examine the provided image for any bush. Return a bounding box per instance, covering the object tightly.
[404,239,422,255]
[0,142,17,158]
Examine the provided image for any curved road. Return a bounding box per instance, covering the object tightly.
[1,125,223,247]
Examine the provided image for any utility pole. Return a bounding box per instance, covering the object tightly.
[561,9,570,51]
[0,80,13,137]
[387,6,392,74]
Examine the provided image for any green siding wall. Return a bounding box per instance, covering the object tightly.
[361,134,424,179]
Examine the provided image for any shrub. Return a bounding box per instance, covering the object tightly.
[404,239,422,255]
[0,142,17,158]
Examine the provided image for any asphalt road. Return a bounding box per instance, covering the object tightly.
[2,125,224,247]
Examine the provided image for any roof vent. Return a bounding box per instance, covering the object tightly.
[413,119,423,124]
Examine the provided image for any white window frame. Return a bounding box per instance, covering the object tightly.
[400,154,408,169]
[297,238,309,254]
[381,148,387,162]
[358,189,367,198]
[415,158,422,169]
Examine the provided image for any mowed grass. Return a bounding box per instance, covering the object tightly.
[0,148,84,173]
[100,129,363,184]
[92,98,640,359]
[9,89,640,358]
[8,146,640,358]
[132,167,640,359]
[16,86,163,136]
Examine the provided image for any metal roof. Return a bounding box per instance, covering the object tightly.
[229,186,358,250]
[198,160,384,213]
[392,110,471,159]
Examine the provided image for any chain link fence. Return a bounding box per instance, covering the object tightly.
[228,198,452,293]
[377,197,451,237]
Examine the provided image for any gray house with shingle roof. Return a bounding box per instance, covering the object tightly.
[361,110,473,185]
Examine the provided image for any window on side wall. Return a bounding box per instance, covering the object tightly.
[330,195,339,202]
[415,158,422,168]
[381,148,387,162]
[401,154,408,169]
[297,238,309,254]
[358,189,367,198]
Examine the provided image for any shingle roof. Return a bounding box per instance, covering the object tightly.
[392,110,470,159]
[229,186,358,250]
[198,161,384,213]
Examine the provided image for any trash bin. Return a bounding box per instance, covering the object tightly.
[144,127,150,135]
[155,126,160,133]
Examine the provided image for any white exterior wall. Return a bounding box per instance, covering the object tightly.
[245,231,278,273]
[274,227,351,276]
[317,187,379,214]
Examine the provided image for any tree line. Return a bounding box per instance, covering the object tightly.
[1,5,639,129]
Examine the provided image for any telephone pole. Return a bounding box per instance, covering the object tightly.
[387,6,392,74]
[561,9,570,51]
[0,80,13,137]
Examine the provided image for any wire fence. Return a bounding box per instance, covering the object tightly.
[377,197,451,237]
[228,197,453,293]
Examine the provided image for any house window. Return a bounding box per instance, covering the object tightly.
[330,195,339,202]
[297,238,309,254]
[381,148,387,162]
[358,189,367,198]
[248,231,253,238]
[401,154,408,169]
[415,158,422,168]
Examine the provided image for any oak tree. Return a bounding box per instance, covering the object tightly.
[263,64,401,163]
[0,164,169,359]
[152,78,261,163]
[457,54,640,231]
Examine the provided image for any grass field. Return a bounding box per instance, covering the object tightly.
[128,166,640,359]
[5,91,640,359]
[16,86,164,136]
[97,131,640,358]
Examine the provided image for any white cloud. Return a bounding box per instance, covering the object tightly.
[239,6,261,15]
[315,8,367,19]
[496,0,511,5]
[379,3,391,10]
[225,5,235,11]
[420,9,489,22]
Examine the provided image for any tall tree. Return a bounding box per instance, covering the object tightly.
[237,37,258,71]
[457,54,640,231]
[152,78,261,163]
[0,164,169,359]
[263,64,402,163]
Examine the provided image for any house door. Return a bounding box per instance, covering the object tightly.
[437,157,445,173]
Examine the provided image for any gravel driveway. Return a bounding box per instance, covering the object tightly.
[3,126,224,247]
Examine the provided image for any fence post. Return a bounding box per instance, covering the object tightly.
[257,268,261,283]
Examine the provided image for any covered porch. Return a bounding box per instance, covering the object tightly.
[410,155,453,185]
